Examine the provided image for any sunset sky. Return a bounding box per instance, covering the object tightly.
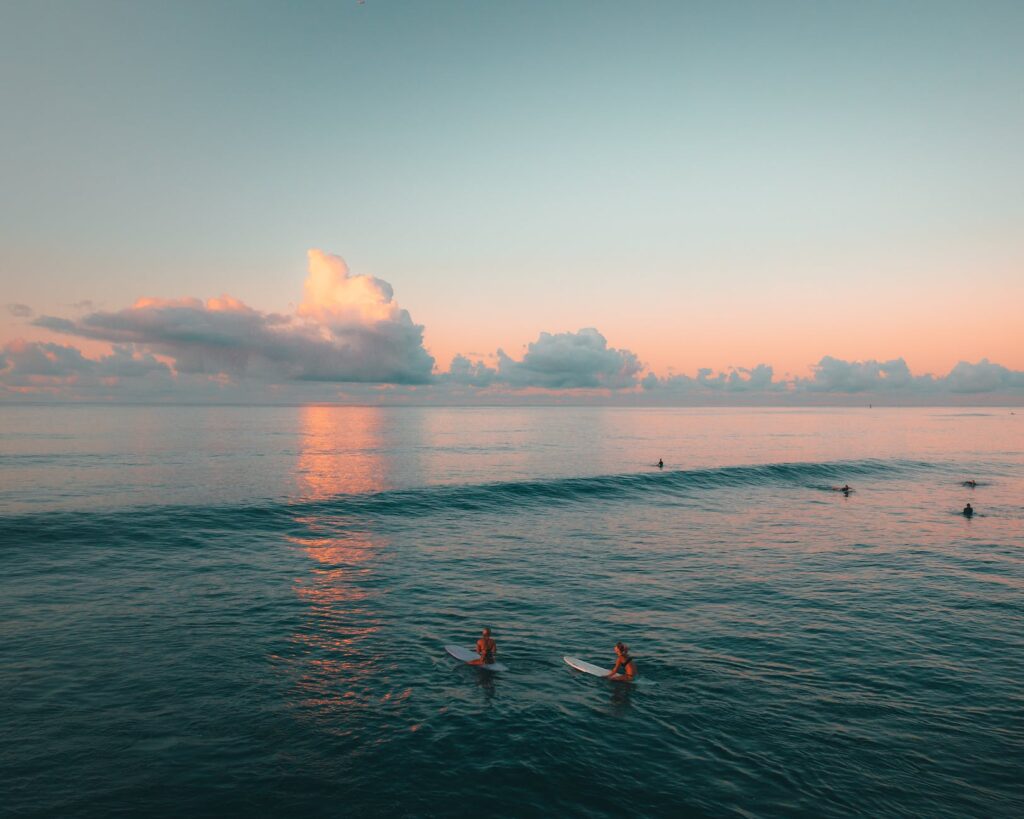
[2,1,1022,402]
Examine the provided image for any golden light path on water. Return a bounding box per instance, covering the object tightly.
[283,406,406,737]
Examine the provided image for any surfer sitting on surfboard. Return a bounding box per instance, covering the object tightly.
[470,627,497,666]
[607,642,637,681]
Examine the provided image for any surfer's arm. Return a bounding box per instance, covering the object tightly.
[605,658,623,677]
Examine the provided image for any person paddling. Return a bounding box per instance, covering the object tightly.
[606,642,637,681]
[470,627,497,666]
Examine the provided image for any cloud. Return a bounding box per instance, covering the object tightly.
[491,328,643,389]
[0,339,171,393]
[6,303,33,317]
[444,329,643,390]
[639,355,1024,401]
[32,250,434,385]
[798,356,918,392]
[446,354,498,387]
[299,249,401,325]
[793,356,1024,394]
[943,358,1024,393]
[5,339,1024,404]
[7,247,1023,404]
[643,364,781,393]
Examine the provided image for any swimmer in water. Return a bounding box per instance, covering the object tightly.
[606,642,637,681]
[963,503,974,517]
[470,627,497,666]
[963,480,977,488]
[657,459,664,469]
[840,484,851,494]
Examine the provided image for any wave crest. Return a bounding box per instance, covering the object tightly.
[1,458,939,540]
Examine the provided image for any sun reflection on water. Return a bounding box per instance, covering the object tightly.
[281,405,399,731]
[295,405,389,499]
[284,525,390,733]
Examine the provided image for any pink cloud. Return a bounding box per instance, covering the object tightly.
[32,250,434,385]
[299,249,402,326]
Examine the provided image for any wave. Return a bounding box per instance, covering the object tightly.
[0,458,941,542]
[297,456,938,517]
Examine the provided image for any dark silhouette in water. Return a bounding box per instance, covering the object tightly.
[963,480,977,488]
[657,459,664,469]
[963,503,974,517]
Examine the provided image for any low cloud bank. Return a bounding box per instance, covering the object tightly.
[640,356,1024,397]
[641,364,780,393]
[30,250,434,386]
[0,339,171,396]
[799,356,1024,394]
[2,249,1022,403]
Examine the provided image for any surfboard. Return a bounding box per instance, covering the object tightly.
[445,644,507,672]
[565,656,648,685]
[564,656,612,677]
[564,655,644,683]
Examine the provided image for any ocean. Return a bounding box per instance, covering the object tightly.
[1,405,1022,818]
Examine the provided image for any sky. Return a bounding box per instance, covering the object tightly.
[1,0,1022,403]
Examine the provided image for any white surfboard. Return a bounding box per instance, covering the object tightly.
[564,656,612,677]
[564,655,644,684]
[445,644,507,672]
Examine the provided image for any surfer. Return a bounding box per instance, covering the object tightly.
[606,642,637,681]
[963,479,977,488]
[470,627,497,666]
[963,503,974,518]
[839,484,851,495]
[657,458,664,469]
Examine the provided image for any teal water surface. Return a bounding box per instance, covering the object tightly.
[2,406,1022,817]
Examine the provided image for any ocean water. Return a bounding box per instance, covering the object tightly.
[1,405,1022,818]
